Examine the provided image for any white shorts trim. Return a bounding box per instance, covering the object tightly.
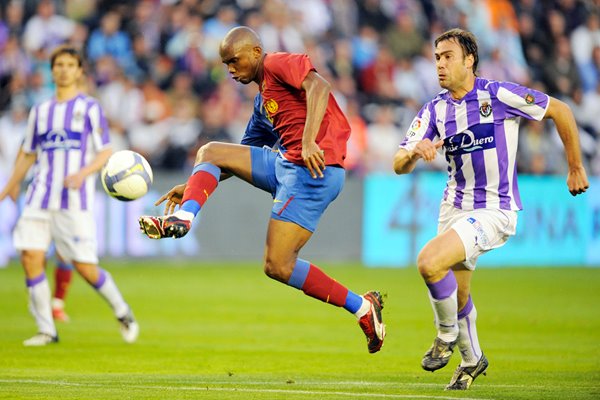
[13,208,98,264]
[438,201,518,270]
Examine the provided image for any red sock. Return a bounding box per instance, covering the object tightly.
[301,264,349,307]
[181,164,221,214]
[54,267,73,301]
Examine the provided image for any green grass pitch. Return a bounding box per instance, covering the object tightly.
[0,260,599,399]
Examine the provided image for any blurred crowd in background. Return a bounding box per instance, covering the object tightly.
[1,0,600,177]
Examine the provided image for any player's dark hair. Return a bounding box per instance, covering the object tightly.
[50,45,83,68]
[435,28,479,75]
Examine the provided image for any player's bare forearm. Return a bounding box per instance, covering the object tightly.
[393,148,418,174]
[394,139,443,174]
[544,97,589,195]
[301,71,330,178]
[545,97,584,169]
[65,147,113,189]
[70,147,113,182]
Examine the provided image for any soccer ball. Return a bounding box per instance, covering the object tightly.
[101,150,153,201]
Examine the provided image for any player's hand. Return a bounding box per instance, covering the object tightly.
[302,141,326,178]
[155,183,186,214]
[412,139,443,162]
[567,165,589,196]
[64,172,85,189]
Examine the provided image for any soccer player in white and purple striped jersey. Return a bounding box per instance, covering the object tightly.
[393,28,589,390]
[0,45,139,346]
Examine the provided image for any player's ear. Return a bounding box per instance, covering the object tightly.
[252,46,262,59]
[465,54,474,70]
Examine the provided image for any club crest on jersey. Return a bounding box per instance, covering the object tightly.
[524,93,535,104]
[264,98,278,115]
[73,110,84,122]
[479,102,492,117]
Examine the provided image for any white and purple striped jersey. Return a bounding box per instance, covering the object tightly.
[400,77,549,211]
[22,93,110,211]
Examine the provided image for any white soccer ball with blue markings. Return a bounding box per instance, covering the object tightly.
[101,150,153,201]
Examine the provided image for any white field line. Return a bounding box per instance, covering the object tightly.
[0,379,493,400]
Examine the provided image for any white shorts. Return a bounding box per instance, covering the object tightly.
[438,201,518,270]
[13,208,98,265]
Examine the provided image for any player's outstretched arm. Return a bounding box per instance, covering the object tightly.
[544,96,590,196]
[393,139,443,175]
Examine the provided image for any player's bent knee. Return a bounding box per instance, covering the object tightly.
[196,141,225,164]
[263,260,292,283]
[417,249,445,281]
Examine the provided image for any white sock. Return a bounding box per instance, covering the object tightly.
[27,277,56,337]
[354,296,371,318]
[173,210,194,221]
[458,304,482,367]
[429,290,459,342]
[95,269,129,318]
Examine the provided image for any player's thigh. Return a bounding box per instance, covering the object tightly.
[271,158,345,232]
[440,202,517,270]
[13,210,52,253]
[249,146,278,195]
[198,142,253,182]
[51,210,98,265]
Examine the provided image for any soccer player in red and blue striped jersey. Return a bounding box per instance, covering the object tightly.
[139,26,385,353]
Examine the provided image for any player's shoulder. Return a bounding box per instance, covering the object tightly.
[424,90,448,109]
[265,52,309,66]
[34,97,53,111]
[478,77,520,95]
[77,93,101,106]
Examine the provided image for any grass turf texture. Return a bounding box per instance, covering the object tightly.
[0,261,599,400]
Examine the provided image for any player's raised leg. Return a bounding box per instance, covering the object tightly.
[52,256,73,322]
[75,262,139,343]
[21,250,59,346]
[418,230,466,371]
[139,143,253,239]
[264,218,385,353]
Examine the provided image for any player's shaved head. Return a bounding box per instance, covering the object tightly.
[219,26,264,85]
[220,26,263,54]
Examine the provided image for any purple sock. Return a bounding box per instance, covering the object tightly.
[426,270,457,300]
[458,295,474,320]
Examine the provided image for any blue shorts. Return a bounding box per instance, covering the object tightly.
[250,146,345,232]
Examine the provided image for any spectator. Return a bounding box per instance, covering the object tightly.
[258,0,304,54]
[87,10,136,76]
[23,0,76,56]
[571,13,600,92]
[385,12,425,61]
